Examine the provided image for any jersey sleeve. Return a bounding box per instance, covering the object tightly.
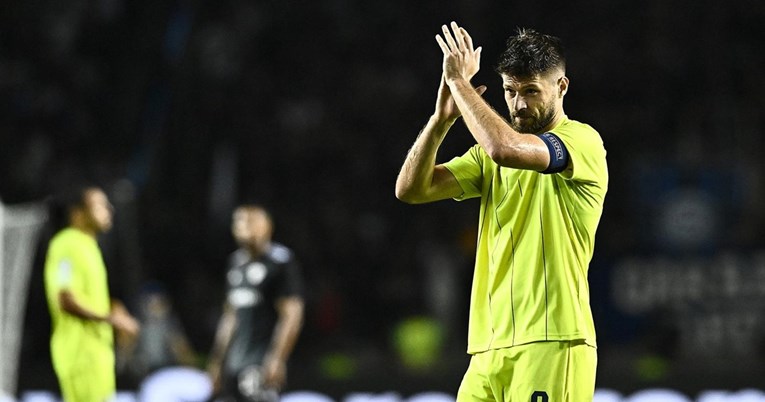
[48,240,79,291]
[44,235,86,307]
[550,122,609,211]
[442,144,486,201]
[277,251,305,299]
[550,123,608,186]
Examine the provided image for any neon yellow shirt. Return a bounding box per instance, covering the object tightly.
[44,227,113,373]
[444,116,608,354]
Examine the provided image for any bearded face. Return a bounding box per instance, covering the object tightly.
[508,94,557,134]
[502,72,566,134]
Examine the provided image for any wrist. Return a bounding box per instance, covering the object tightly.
[429,114,457,130]
[444,75,468,87]
[264,352,286,365]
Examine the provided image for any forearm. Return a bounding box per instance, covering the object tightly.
[448,78,509,152]
[170,334,197,365]
[110,298,129,317]
[209,311,236,364]
[268,302,304,363]
[395,116,453,202]
[59,290,110,322]
[452,78,555,171]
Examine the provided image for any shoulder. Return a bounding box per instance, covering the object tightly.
[47,231,66,251]
[550,118,608,184]
[444,144,493,171]
[51,228,75,243]
[551,118,603,147]
[48,228,85,253]
[267,242,295,264]
[45,230,84,276]
[550,118,607,163]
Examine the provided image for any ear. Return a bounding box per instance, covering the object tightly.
[558,76,569,98]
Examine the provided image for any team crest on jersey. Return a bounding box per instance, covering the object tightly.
[227,269,244,286]
[228,288,262,308]
[246,262,267,285]
[57,259,72,286]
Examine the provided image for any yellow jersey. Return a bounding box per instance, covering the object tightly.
[444,116,608,353]
[44,227,113,373]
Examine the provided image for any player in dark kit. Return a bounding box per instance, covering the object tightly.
[208,205,305,402]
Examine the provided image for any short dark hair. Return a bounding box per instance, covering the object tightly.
[235,203,273,221]
[495,28,566,78]
[48,183,98,230]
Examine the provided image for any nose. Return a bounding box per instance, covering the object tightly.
[512,96,527,112]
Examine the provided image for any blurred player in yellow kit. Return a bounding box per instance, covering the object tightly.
[44,186,140,402]
[396,22,607,401]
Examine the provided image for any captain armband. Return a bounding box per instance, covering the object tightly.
[538,132,569,174]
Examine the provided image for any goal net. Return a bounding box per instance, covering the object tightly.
[0,200,48,397]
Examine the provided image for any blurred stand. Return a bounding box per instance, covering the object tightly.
[2,0,764,398]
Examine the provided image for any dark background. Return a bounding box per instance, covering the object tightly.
[2,0,765,399]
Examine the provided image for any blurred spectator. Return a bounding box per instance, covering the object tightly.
[117,281,197,385]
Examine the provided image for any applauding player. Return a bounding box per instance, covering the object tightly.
[396,22,608,402]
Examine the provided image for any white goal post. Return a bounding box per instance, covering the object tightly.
[0,200,48,397]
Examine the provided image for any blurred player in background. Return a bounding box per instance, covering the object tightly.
[396,22,608,401]
[207,204,304,402]
[44,185,141,402]
[117,281,198,385]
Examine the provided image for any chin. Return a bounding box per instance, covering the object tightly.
[511,123,535,134]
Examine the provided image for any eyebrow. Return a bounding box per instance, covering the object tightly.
[503,82,542,90]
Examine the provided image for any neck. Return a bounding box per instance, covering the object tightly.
[245,241,271,258]
[70,223,98,239]
[540,106,566,133]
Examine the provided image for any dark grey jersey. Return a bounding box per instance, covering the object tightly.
[223,242,303,373]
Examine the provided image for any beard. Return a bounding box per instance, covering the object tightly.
[509,99,557,134]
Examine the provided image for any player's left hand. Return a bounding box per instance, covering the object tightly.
[262,355,286,390]
[110,305,141,339]
[435,21,482,83]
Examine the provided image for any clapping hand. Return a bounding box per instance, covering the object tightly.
[435,21,482,83]
[433,22,486,122]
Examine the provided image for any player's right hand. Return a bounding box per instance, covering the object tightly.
[434,74,487,123]
[436,21,482,83]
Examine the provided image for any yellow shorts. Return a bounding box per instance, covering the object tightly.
[456,340,597,402]
[56,352,115,402]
